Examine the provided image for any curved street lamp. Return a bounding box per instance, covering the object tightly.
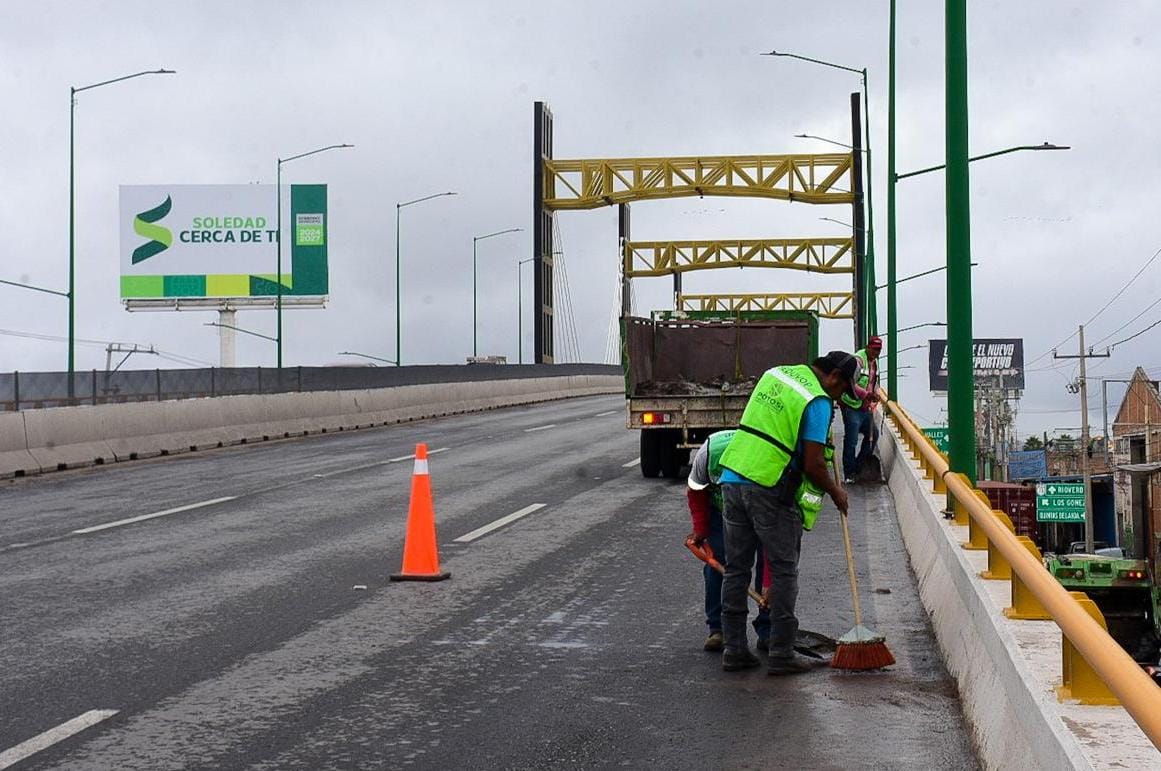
[69,68,175,395]
[472,227,522,357]
[397,191,457,365]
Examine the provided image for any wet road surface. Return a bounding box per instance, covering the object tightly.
[0,394,977,769]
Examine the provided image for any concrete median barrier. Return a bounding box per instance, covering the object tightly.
[0,375,623,479]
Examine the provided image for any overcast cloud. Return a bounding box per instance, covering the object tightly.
[2,0,1159,440]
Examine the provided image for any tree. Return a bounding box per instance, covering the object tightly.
[1022,436,1044,451]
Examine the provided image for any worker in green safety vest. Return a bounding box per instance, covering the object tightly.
[717,351,859,675]
[839,336,882,483]
[686,429,771,653]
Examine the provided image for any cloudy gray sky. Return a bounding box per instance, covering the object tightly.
[2,0,1159,440]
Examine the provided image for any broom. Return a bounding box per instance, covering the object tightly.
[684,537,767,608]
[831,466,896,670]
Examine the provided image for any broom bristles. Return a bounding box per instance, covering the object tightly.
[830,638,896,670]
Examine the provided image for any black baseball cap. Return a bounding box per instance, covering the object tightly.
[813,350,862,398]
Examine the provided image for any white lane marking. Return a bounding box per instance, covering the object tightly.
[388,447,449,463]
[0,709,119,770]
[595,410,619,417]
[453,503,547,543]
[523,424,556,433]
[72,498,236,535]
[622,458,641,468]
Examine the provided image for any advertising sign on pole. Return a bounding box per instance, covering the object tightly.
[119,184,328,302]
[1035,482,1086,523]
[928,338,1024,392]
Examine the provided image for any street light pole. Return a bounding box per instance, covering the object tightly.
[764,49,876,337]
[396,191,457,366]
[276,143,353,370]
[518,257,534,364]
[472,227,522,358]
[69,68,174,396]
[887,0,898,399]
[946,0,975,482]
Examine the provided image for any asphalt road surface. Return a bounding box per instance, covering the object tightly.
[1,394,977,770]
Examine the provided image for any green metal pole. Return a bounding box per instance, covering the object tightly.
[473,237,478,358]
[862,69,877,338]
[276,160,283,370]
[946,0,976,482]
[887,0,897,399]
[396,204,402,366]
[68,87,76,398]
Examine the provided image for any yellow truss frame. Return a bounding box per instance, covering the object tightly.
[624,237,854,278]
[543,154,853,210]
[678,292,855,319]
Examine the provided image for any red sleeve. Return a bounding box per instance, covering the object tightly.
[687,488,712,536]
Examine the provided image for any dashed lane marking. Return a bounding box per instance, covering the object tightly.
[622,458,642,468]
[71,498,236,535]
[453,503,548,543]
[523,424,556,433]
[594,410,619,417]
[0,710,119,770]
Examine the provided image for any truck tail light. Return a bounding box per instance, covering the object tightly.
[642,412,671,425]
[1119,569,1146,580]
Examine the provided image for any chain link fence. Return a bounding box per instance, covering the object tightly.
[0,364,621,411]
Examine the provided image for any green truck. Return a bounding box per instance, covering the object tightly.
[1045,541,1159,662]
[621,310,819,478]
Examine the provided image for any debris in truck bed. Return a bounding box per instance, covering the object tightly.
[635,376,758,396]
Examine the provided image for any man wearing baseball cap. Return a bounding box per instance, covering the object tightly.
[839,336,883,483]
[715,351,857,674]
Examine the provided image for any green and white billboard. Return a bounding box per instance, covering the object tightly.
[119,184,328,300]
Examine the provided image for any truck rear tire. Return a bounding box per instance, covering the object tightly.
[640,431,662,478]
[661,438,686,479]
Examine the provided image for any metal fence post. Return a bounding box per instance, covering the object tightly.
[257,366,262,394]
[297,366,303,392]
[91,369,97,405]
[13,371,19,411]
[210,367,216,397]
[155,368,162,401]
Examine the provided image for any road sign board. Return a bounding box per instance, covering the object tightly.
[923,427,950,454]
[1035,482,1085,523]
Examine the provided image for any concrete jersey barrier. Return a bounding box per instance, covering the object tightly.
[1,374,623,479]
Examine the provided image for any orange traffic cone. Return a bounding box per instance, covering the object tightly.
[390,443,450,581]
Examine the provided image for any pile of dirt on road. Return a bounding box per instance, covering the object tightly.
[634,376,758,396]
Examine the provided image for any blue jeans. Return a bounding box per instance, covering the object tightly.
[705,507,771,640]
[841,406,873,478]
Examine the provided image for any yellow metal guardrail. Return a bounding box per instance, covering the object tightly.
[885,396,1161,750]
[677,292,854,319]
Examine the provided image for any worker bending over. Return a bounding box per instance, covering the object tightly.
[717,352,856,674]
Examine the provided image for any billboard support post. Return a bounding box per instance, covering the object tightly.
[219,308,237,368]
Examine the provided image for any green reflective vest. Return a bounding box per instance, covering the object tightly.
[705,429,735,512]
[720,364,834,530]
[840,348,873,409]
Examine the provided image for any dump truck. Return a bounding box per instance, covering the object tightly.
[621,310,818,478]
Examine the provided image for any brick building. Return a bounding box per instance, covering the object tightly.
[1111,367,1161,560]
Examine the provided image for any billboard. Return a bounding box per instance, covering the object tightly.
[1009,449,1048,480]
[119,184,328,301]
[928,338,1024,391]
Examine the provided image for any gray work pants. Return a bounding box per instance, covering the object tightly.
[721,482,804,657]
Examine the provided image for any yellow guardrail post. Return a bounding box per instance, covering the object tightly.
[883,396,1161,749]
[981,510,1015,580]
[1004,537,1051,620]
[1057,592,1119,706]
[950,474,971,525]
[962,490,991,550]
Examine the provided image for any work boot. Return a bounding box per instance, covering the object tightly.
[721,647,761,672]
[767,652,824,675]
[703,631,724,652]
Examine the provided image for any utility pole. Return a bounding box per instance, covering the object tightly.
[1054,324,1110,553]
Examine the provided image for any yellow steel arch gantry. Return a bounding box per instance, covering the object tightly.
[543,154,853,210]
[678,292,855,319]
[623,237,854,278]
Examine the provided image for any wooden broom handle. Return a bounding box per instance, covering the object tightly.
[833,464,863,628]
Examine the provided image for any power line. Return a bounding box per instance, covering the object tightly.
[1091,294,1161,347]
[1108,315,1161,352]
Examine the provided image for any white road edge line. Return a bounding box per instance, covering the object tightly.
[0,709,119,770]
[622,458,642,468]
[72,497,236,535]
[523,424,556,433]
[454,503,547,543]
[594,410,619,417]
